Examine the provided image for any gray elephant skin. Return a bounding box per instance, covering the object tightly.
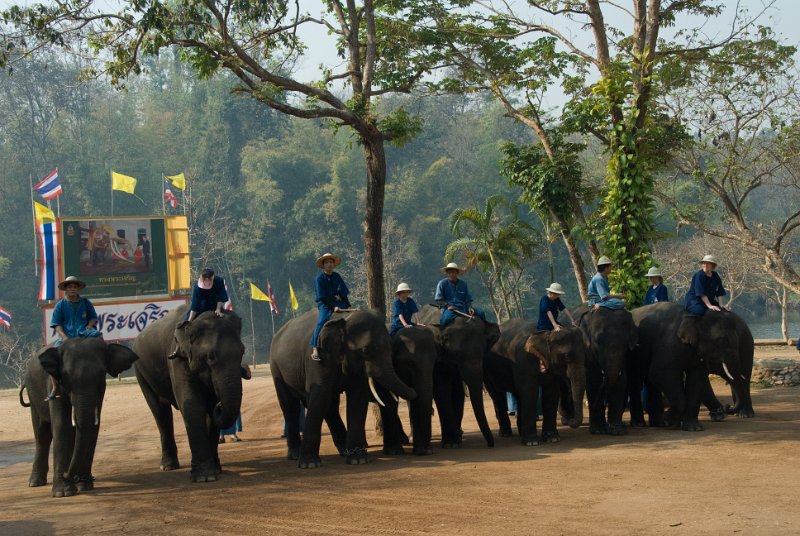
[270,309,416,468]
[378,326,438,455]
[572,304,637,435]
[485,320,587,445]
[133,304,245,482]
[20,338,138,497]
[630,302,754,431]
[417,305,501,449]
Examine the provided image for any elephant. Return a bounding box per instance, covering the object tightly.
[484,320,587,445]
[377,326,439,456]
[20,338,138,497]
[132,304,245,482]
[416,305,501,449]
[572,304,637,435]
[629,302,754,431]
[269,309,416,468]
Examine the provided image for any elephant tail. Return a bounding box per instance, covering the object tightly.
[19,384,31,408]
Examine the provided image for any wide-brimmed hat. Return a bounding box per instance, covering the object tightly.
[700,254,718,266]
[316,252,341,269]
[58,276,86,290]
[645,267,662,278]
[440,262,463,274]
[597,255,612,267]
[545,283,565,295]
[395,282,413,294]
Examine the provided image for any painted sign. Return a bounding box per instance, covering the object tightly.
[43,298,187,344]
[60,217,169,300]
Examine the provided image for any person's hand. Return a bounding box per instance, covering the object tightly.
[334,306,341,313]
[554,325,562,332]
[404,324,413,329]
[447,305,455,311]
[215,309,223,317]
[592,304,600,311]
[708,305,721,312]
[468,308,475,315]
[417,323,426,327]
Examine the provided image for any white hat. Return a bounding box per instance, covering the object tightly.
[545,283,565,295]
[58,275,86,290]
[700,255,718,266]
[597,255,612,266]
[440,262,463,274]
[316,252,341,269]
[395,282,413,294]
[645,267,662,278]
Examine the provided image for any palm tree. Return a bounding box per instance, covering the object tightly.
[445,195,539,321]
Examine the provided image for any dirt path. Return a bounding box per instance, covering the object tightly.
[2,358,800,535]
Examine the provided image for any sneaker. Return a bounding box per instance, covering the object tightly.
[231,435,241,442]
[311,348,322,361]
[218,436,225,444]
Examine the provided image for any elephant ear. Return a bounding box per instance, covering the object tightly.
[105,343,139,378]
[484,321,501,350]
[627,320,639,351]
[38,347,62,380]
[523,333,550,367]
[677,315,700,347]
[319,317,346,356]
[223,310,243,336]
[174,321,193,360]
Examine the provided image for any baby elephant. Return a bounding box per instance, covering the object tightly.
[20,338,138,497]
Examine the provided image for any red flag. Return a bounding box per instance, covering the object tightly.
[267,280,279,315]
[224,280,233,311]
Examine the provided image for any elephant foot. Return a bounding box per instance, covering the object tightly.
[74,475,95,492]
[498,427,513,437]
[588,424,607,435]
[298,456,322,469]
[383,446,405,455]
[521,437,540,446]
[629,418,647,428]
[401,433,411,446]
[681,420,704,432]
[413,446,433,456]
[159,455,180,471]
[728,404,755,418]
[607,423,627,436]
[51,479,77,498]
[649,418,667,428]
[441,441,462,449]
[28,474,47,487]
[190,464,221,482]
[560,416,570,426]
[708,407,727,422]
[287,448,300,460]
[346,448,368,465]
[540,430,561,443]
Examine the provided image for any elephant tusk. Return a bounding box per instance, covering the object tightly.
[368,377,386,407]
[722,362,735,381]
[94,406,100,426]
[390,392,399,403]
[72,407,77,428]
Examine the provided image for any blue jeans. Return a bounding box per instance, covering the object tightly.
[506,392,518,413]
[283,401,306,436]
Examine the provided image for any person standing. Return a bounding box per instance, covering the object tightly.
[644,267,669,305]
[684,255,726,316]
[219,364,252,443]
[140,234,151,270]
[310,253,351,361]
[587,256,626,310]
[390,283,423,336]
[434,262,485,326]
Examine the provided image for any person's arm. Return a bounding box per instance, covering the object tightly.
[214,278,228,316]
[701,295,722,312]
[51,302,68,340]
[564,308,577,326]
[54,325,68,340]
[434,281,452,309]
[464,282,475,315]
[547,310,561,331]
[84,299,98,330]
[188,285,201,321]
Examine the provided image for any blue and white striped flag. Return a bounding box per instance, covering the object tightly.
[38,222,59,301]
[34,169,63,200]
[0,306,11,329]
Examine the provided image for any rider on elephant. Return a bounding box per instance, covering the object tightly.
[644,267,669,305]
[167,267,229,359]
[531,282,576,373]
[434,262,485,326]
[47,275,102,400]
[587,255,626,310]
[310,252,351,361]
[390,282,423,336]
[684,255,726,316]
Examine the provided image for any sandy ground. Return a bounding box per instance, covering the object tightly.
[2,346,800,536]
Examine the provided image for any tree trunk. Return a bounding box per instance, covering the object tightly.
[362,132,387,315]
[551,209,589,302]
[781,286,789,342]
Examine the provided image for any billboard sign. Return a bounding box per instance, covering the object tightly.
[43,298,187,344]
[60,217,169,300]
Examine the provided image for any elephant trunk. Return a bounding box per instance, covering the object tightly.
[566,362,586,428]
[460,365,494,447]
[366,360,417,401]
[213,375,243,430]
[67,398,101,478]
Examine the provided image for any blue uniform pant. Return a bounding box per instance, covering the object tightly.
[309,304,333,348]
[440,307,486,327]
[53,330,103,348]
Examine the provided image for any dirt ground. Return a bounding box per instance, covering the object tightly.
[2,346,800,536]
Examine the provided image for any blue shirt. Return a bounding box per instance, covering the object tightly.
[314,271,350,310]
[587,272,610,306]
[644,284,669,305]
[684,270,726,310]
[537,295,565,331]
[434,278,473,312]
[391,297,419,333]
[190,275,229,314]
[51,297,98,338]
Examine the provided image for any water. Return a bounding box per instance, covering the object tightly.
[746,320,793,340]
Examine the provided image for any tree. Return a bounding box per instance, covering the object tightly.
[445,195,539,321]
[2,0,451,314]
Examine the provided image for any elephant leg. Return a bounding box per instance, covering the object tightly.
[274,377,302,460]
[653,367,685,429]
[50,399,77,497]
[409,396,434,456]
[433,367,459,448]
[138,375,179,470]
[299,384,329,468]
[452,375,466,441]
[626,355,647,428]
[700,375,726,422]
[344,387,369,465]
[515,380,540,446]
[585,361,606,435]
[376,386,404,455]
[682,368,705,431]
[29,407,51,487]
[605,371,628,435]
[558,377,575,425]
[539,379,561,443]
[324,393,347,455]
[483,376,512,437]
[644,378,665,427]
[179,396,219,482]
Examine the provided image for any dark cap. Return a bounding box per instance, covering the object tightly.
[201,267,215,278]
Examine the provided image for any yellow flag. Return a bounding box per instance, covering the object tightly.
[33,201,56,224]
[165,172,186,190]
[111,171,137,194]
[250,282,271,302]
[289,280,299,311]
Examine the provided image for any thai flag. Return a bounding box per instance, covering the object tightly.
[38,222,59,301]
[0,306,11,329]
[267,280,279,315]
[164,183,179,208]
[34,169,63,200]
[223,280,233,311]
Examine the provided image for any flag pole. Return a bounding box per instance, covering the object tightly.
[110,171,114,217]
[29,173,38,277]
[162,174,166,215]
[249,292,256,369]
